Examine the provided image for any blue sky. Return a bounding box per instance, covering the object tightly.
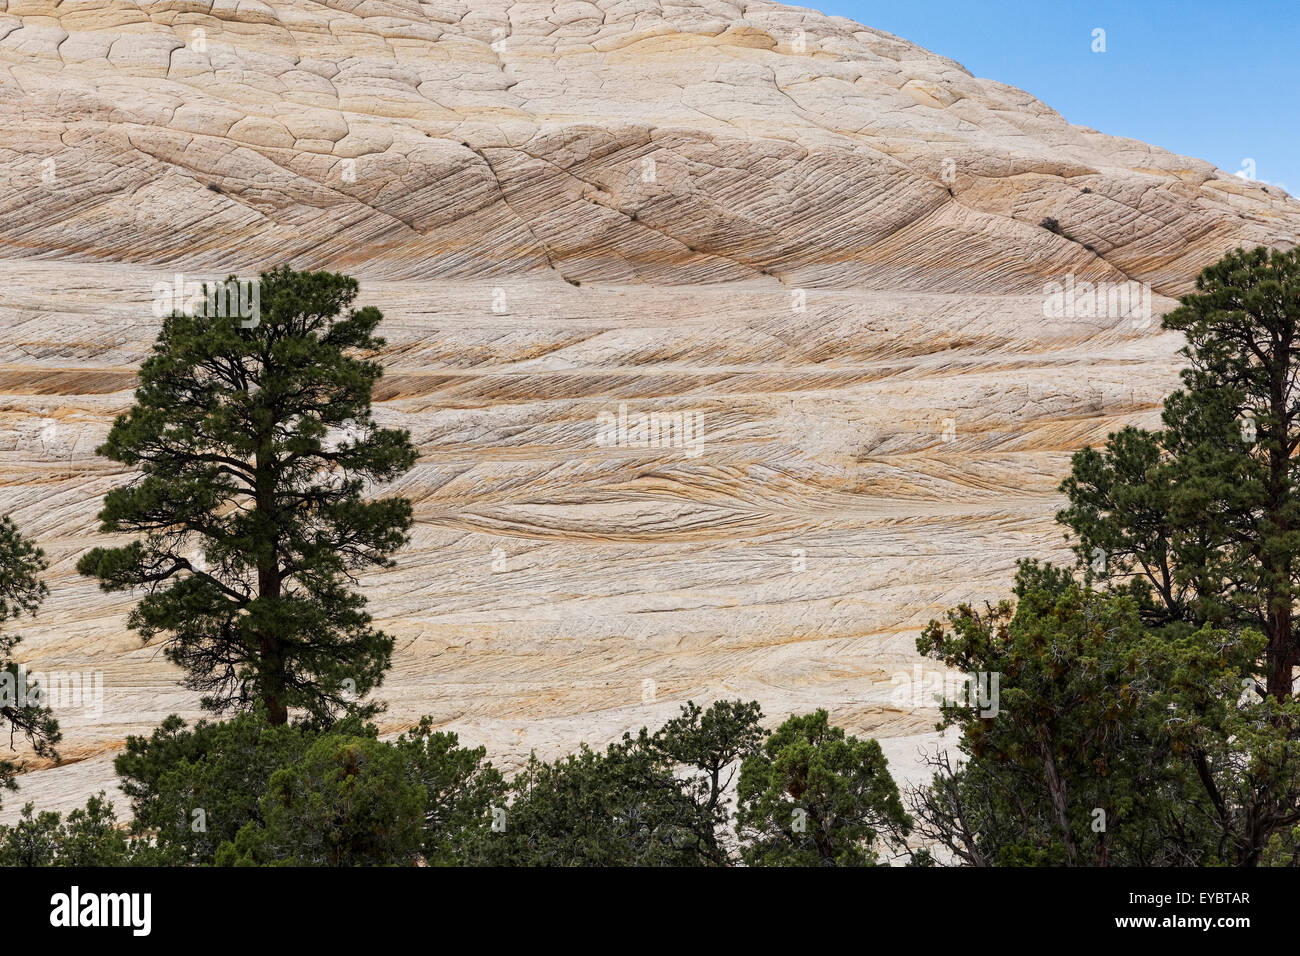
[810,0,1299,193]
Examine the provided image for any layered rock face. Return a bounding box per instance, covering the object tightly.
[0,0,1297,815]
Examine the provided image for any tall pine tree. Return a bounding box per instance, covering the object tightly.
[0,515,60,805]
[78,267,417,724]
[1060,246,1300,702]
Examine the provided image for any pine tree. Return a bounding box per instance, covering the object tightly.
[910,561,1268,866]
[1060,246,1300,701]
[78,267,417,724]
[736,710,910,866]
[0,515,60,805]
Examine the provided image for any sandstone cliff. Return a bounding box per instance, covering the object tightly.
[1,0,1297,815]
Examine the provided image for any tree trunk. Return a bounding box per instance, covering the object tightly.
[261,681,288,726]
[258,567,287,725]
[1266,605,1295,700]
[255,439,288,724]
[1037,725,1078,866]
[1264,336,1294,701]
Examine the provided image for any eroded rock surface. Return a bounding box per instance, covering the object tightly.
[1,0,1298,816]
